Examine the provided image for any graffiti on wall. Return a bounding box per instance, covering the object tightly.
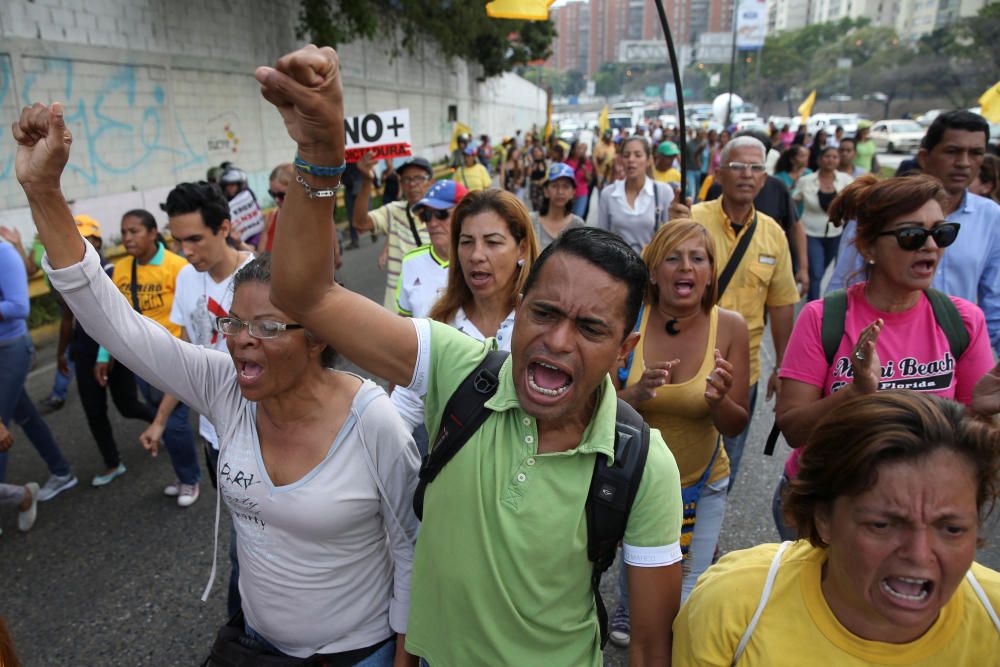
[0,56,248,193]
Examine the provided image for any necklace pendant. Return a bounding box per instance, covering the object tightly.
[665,318,680,336]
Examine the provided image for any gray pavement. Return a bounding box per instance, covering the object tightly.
[3,230,997,666]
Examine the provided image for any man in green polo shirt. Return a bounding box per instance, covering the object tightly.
[261,46,684,666]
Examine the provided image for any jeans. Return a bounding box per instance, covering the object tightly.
[571,195,589,219]
[722,382,759,493]
[135,377,200,485]
[75,349,156,468]
[681,476,729,602]
[771,473,798,541]
[617,476,730,608]
[244,625,395,666]
[49,353,74,401]
[806,235,840,301]
[0,335,72,483]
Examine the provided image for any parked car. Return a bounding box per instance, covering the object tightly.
[916,109,946,127]
[869,120,925,153]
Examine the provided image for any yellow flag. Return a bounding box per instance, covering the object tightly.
[798,90,817,126]
[486,0,556,20]
[543,97,553,142]
[449,122,473,153]
[979,81,1000,123]
[598,105,609,136]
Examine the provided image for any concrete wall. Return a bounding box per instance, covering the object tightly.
[0,0,546,240]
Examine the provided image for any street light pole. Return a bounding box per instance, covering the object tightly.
[726,0,739,127]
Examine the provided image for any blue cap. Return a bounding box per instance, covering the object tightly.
[413,180,469,211]
[547,162,575,183]
[463,145,477,156]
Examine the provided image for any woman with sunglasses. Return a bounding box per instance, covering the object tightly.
[15,103,420,664]
[773,174,999,538]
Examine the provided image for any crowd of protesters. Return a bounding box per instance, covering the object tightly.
[3,42,1000,667]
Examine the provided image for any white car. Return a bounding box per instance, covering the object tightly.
[869,120,925,154]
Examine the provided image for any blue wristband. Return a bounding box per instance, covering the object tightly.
[294,154,347,178]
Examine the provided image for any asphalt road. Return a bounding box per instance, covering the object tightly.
[3,221,997,666]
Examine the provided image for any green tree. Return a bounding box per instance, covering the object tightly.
[297,0,556,78]
[563,69,586,97]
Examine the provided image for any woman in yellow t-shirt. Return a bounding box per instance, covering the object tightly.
[100,210,201,505]
[610,221,749,645]
[675,391,1000,666]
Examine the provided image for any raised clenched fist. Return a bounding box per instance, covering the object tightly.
[255,45,345,167]
[12,102,73,193]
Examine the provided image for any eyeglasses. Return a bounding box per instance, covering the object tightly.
[419,208,451,223]
[401,176,430,186]
[876,222,960,251]
[268,190,286,202]
[722,162,767,173]
[216,315,303,340]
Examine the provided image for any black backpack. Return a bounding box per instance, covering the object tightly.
[412,350,651,648]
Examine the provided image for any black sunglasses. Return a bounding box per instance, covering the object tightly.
[419,208,451,223]
[876,222,960,251]
[268,190,286,201]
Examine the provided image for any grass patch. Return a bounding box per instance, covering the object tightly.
[28,292,62,329]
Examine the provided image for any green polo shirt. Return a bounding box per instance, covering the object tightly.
[405,320,682,666]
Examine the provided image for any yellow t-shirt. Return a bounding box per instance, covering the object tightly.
[624,306,730,487]
[109,243,188,338]
[452,163,492,191]
[653,167,681,184]
[691,198,800,383]
[674,540,1000,666]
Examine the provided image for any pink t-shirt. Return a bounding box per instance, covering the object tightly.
[565,158,593,198]
[779,283,994,478]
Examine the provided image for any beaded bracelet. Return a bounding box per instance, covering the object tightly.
[294,154,347,178]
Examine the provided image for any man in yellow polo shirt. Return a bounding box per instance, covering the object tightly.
[691,136,799,490]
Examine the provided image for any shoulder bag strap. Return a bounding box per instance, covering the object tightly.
[404,205,423,247]
[965,569,1000,636]
[732,541,793,665]
[925,288,970,360]
[412,349,508,519]
[130,257,142,313]
[716,212,758,302]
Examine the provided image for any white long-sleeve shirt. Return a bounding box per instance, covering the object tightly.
[46,242,420,657]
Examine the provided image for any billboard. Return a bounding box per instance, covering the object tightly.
[736,0,768,50]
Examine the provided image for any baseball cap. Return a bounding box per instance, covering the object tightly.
[463,145,477,156]
[398,156,434,177]
[547,162,575,184]
[74,214,102,239]
[413,180,468,212]
[656,141,680,157]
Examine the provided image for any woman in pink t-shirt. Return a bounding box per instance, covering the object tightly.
[774,174,1000,539]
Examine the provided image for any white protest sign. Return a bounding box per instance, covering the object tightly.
[228,190,265,241]
[344,108,412,163]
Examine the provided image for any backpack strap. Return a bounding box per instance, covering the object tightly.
[732,540,792,665]
[965,569,1000,636]
[821,289,848,366]
[412,350,508,520]
[587,398,651,648]
[925,288,969,360]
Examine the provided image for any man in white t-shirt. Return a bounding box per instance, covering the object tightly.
[153,181,252,616]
